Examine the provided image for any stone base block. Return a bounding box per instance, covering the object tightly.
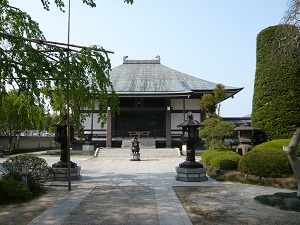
[82,144,94,155]
[52,166,82,181]
[131,152,140,161]
[175,166,208,182]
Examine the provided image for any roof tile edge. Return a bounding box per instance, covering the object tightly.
[123,55,161,64]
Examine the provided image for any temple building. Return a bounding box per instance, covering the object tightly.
[81,56,243,148]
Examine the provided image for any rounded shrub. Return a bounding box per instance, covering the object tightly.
[253,139,300,156]
[0,179,33,200]
[1,154,53,189]
[201,149,241,170]
[201,150,219,165]
[209,153,241,170]
[238,148,293,178]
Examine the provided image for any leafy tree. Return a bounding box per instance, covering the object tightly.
[0,90,44,150]
[199,83,226,118]
[214,83,226,116]
[199,94,215,117]
[254,0,300,196]
[252,25,300,140]
[199,117,236,149]
[0,0,133,135]
[43,113,60,134]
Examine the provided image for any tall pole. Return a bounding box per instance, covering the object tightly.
[67,0,71,191]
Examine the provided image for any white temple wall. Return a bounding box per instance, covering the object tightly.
[171,99,200,111]
[81,113,91,130]
[171,112,201,129]
[171,99,183,110]
[81,112,107,133]
[185,99,199,110]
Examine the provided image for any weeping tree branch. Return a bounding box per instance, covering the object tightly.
[0,1,120,136]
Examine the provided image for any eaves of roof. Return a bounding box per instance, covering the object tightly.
[109,56,243,97]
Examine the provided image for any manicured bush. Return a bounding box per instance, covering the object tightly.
[201,149,241,170]
[0,179,33,200]
[238,148,293,178]
[253,139,300,156]
[209,153,241,170]
[0,155,53,189]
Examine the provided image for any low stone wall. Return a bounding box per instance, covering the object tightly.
[0,136,55,153]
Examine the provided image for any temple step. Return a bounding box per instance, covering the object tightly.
[95,147,181,158]
[121,138,156,149]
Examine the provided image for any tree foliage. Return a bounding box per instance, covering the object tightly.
[252,24,300,140]
[199,117,236,149]
[199,94,215,115]
[0,90,44,149]
[0,0,133,134]
[199,83,226,118]
[39,0,133,12]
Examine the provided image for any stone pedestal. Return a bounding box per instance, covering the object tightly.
[131,152,140,161]
[175,167,208,182]
[52,166,82,181]
[82,144,94,155]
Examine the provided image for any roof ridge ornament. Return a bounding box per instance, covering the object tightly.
[122,55,161,64]
[156,55,160,63]
[123,55,128,63]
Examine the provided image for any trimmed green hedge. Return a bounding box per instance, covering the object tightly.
[253,139,300,156]
[238,148,293,178]
[0,179,33,200]
[252,24,300,140]
[201,149,241,170]
[209,154,241,170]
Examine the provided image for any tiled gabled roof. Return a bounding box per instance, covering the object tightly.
[109,56,243,97]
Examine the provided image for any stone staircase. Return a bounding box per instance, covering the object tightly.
[93,138,181,158]
[95,147,181,158]
[121,138,156,149]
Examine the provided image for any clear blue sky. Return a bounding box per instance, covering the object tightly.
[10,0,288,117]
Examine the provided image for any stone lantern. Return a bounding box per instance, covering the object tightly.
[234,124,262,156]
[175,112,208,182]
[52,114,81,180]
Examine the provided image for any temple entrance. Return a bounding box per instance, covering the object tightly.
[115,112,165,138]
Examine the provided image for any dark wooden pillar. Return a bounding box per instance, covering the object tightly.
[166,99,171,147]
[106,108,112,148]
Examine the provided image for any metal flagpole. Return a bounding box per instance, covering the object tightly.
[67,0,71,191]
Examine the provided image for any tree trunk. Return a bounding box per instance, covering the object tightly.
[284,128,300,196]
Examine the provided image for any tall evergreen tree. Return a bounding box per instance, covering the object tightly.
[252,24,300,140]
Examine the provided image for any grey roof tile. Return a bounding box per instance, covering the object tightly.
[109,57,243,96]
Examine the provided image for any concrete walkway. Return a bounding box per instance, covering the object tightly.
[1,152,295,225]
[23,154,220,225]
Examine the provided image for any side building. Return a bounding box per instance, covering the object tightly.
[80,56,243,148]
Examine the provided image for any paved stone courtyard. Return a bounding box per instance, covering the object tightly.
[62,186,159,225]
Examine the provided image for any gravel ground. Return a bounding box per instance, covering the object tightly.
[174,184,300,225]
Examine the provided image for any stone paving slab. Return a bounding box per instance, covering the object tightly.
[27,156,221,225]
[61,186,159,225]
